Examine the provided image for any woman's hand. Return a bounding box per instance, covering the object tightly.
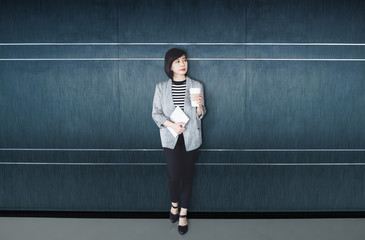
[162,120,186,134]
[191,94,203,107]
[172,122,186,135]
[195,94,203,116]
[196,94,203,107]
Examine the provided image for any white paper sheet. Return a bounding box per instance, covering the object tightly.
[167,106,189,137]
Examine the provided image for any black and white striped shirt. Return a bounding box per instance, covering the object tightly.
[171,79,186,111]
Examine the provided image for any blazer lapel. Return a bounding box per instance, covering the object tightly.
[185,76,191,109]
[167,79,175,111]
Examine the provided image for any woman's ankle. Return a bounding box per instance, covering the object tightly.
[180,207,187,215]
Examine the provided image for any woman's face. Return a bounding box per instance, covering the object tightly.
[171,55,188,77]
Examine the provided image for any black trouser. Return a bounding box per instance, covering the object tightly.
[163,134,198,209]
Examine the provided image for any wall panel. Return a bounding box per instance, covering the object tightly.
[0,0,364,212]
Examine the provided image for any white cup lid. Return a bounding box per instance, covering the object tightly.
[190,88,201,94]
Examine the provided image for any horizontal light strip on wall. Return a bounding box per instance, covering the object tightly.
[0,162,364,166]
[1,58,365,61]
[0,42,365,46]
[0,148,364,152]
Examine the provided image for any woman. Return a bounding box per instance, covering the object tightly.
[152,48,206,235]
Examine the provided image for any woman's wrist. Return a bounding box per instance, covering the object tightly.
[197,105,203,116]
[162,120,174,128]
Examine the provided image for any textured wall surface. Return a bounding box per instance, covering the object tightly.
[0,0,364,212]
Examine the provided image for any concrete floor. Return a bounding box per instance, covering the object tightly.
[0,217,364,240]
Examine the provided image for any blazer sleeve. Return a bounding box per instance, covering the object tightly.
[197,82,207,121]
[152,84,169,129]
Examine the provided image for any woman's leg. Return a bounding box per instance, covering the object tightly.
[179,138,198,227]
[180,147,198,210]
[163,135,185,206]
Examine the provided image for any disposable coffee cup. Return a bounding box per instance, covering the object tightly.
[189,88,201,107]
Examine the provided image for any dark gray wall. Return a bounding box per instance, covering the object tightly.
[0,0,364,212]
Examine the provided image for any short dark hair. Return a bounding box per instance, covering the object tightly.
[164,48,187,79]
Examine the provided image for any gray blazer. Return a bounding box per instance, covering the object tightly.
[152,76,206,151]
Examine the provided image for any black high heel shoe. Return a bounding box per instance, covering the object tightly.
[169,204,179,223]
[178,215,188,235]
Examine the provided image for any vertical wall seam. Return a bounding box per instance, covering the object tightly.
[244,0,248,137]
[116,0,121,137]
